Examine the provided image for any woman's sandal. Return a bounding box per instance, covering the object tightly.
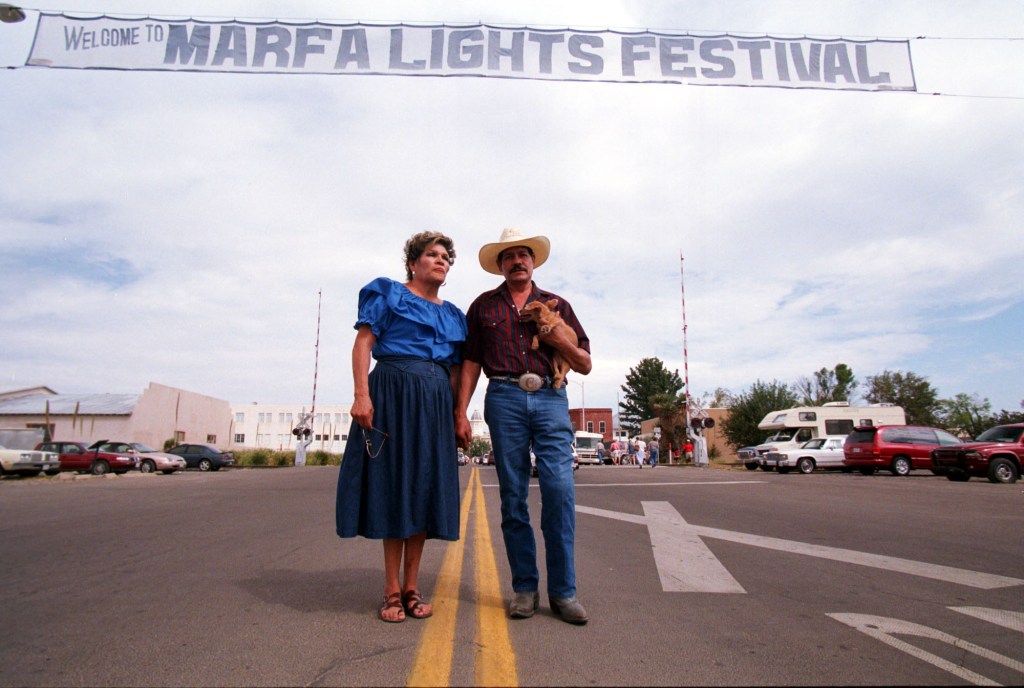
[379,592,405,623]
[402,590,433,619]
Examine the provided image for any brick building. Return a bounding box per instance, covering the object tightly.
[568,407,614,441]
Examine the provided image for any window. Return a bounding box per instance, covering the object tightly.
[207,434,217,443]
[795,428,813,443]
[798,412,817,421]
[858,419,874,427]
[235,412,245,423]
[279,413,286,423]
[234,434,245,443]
[174,431,185,444]
[599,421,606,433]
[825,419,855,436]
[334,413,341,424]
[586,421,594,433]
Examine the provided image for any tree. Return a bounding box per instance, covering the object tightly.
[793,363,858,405]
[467,437,491,458]
[862,370,939,426]
[649,391,687,455]
[697,387,735,409]
[992,400,1024,425]
[619,357,684,436]
[936,393,993,439]
[720,380,799,450]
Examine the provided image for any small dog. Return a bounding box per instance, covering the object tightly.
[519,299,577,389]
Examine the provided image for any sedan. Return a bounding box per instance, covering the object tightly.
[37,440,138,475]
[94,441,187,474]
[167,443,234,471]
[0,443,60,477]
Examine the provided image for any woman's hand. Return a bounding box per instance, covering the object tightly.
[351,394,373,430]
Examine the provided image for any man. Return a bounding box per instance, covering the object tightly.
[648,437,659,467]
[455,227,592,625]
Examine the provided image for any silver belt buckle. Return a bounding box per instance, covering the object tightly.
[518,373,544,392]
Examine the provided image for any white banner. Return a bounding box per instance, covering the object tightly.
[27,14,916,92]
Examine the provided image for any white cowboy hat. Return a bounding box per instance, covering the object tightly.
[478,227,551,275]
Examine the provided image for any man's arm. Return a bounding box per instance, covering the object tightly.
[454,359,482,450]
[541,325,592,375]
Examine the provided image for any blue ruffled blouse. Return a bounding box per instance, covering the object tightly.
[355,277,467,366]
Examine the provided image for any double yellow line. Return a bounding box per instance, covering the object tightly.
[408,468,518,687]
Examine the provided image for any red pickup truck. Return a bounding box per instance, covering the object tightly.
[931,423,1023,484]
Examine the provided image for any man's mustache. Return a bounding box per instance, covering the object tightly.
[509,265,528,273]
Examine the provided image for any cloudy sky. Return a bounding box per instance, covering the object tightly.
[2,1,1022,421]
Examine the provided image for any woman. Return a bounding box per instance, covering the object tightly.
[335,231,467,623]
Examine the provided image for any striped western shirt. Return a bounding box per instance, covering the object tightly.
[463,282,590,379]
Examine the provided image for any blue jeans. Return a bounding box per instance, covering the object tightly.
[485,380,576,599]
[650,448,659,466]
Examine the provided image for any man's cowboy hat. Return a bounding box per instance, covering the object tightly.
[478,227,550,275]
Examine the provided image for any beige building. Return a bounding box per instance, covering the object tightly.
[0,382,233,449]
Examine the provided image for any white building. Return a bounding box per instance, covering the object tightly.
[230,402,353,452]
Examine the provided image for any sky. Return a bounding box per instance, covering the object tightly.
[1,1,1022,421]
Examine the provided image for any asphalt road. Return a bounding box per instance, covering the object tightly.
[1,464,1021,687]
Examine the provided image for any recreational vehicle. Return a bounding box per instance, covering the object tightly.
[737,402,906,471]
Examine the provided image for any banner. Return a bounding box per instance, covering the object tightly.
[27,14,916,92]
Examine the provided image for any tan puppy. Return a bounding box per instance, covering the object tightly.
[519,299,577,389]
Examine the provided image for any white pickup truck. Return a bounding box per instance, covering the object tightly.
[764,436,850,474]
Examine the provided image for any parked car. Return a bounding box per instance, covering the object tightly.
[931,423,1024,484]
[530,450,579,477]
[35,440,139,475]
[764,436,849,474]
[0,443,60,477]
[842,425,961,476]
[92,441,187,474]
[167,443,234,471]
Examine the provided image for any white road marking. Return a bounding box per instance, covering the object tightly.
[828,612,1024,686]
[576,501,1024,591]
[573,480,765,488]
[642,501,746,593]
[951,607,1024,634]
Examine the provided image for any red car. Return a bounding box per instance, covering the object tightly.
[931,424,1024,484]
[35,440,139,475]
[842,425,961,476]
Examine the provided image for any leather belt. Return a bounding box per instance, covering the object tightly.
[491,373,552,392]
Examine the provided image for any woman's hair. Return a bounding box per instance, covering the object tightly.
[404,231,456,281]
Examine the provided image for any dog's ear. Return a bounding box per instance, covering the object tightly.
[546,299,559,309]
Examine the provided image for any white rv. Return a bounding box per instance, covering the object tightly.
[573,430,604,465]
[736,402,906,471]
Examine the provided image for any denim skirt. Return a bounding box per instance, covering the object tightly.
[335,357,460,541]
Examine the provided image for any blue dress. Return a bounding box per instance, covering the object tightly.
[335,277,467,541]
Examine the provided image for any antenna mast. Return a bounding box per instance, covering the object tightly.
[311,289,322,417]
[680,253,690,427]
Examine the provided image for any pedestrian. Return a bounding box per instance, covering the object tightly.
[335,231,468,624]
[648,437,659,467]
[636,441,646,469]
[610,439,621,465]
[597,441,606,465]
[628,440,637,466]
[455,227,592,625]
[684,439,694,464]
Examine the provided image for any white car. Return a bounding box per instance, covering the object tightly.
[531,450,579,477]
[764,436,849,474]
[0,443,60,477]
